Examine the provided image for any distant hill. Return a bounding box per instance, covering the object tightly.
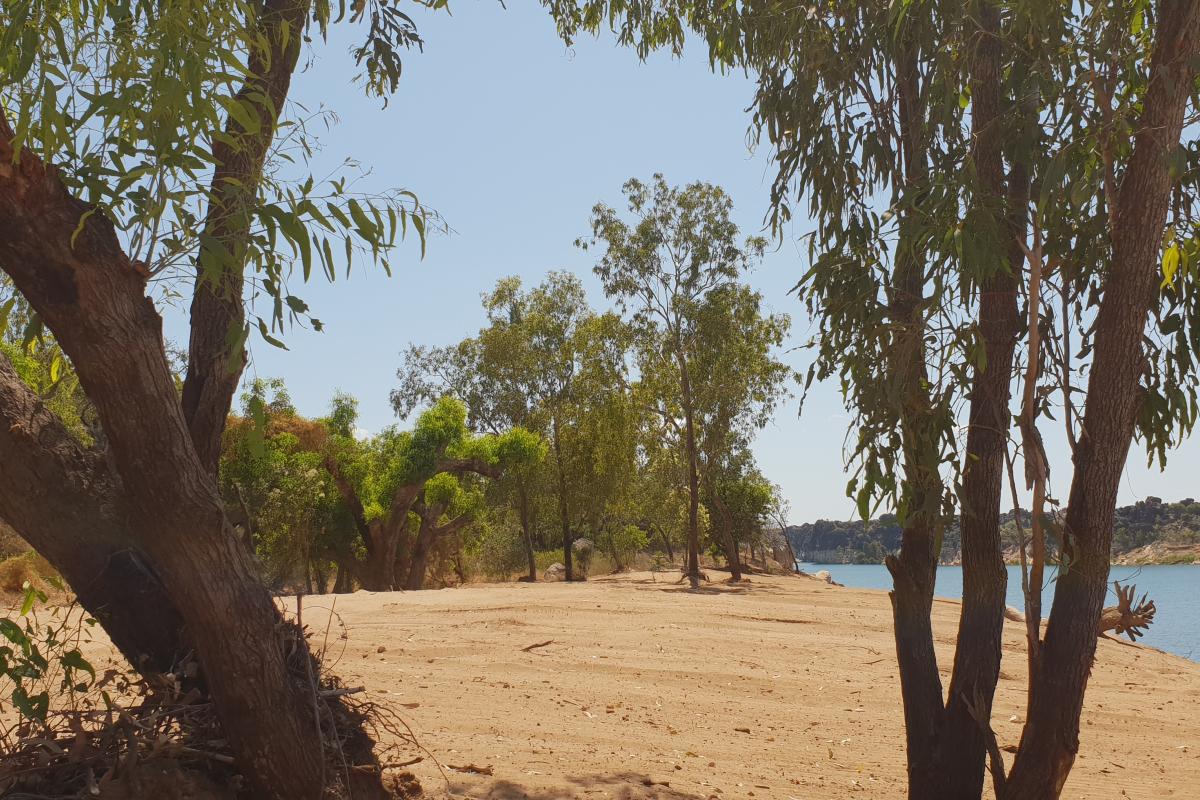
[785,496,1200,565]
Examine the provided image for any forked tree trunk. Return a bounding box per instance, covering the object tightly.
[0,1,373,788]
[938,3,1028,795]
[0,149,326,797]
[405,505,471,590]
[709,487,743,581]
[1006,6,1200,796]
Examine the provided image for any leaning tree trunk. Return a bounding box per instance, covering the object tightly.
[0,355,189,676]
[0,144,328,797]
[938,3,1029,795]
[0,0,382,783]
[1006,6,1200,796]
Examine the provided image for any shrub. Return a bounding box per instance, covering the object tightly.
[601,524,649,572]
[469,517,528,581]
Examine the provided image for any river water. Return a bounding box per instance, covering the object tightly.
[797,562,1199,661]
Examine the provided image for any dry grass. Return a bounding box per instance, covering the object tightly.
[0,549,58,594]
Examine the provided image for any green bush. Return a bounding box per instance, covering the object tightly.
[602,524,649,572]
[469,517,528,581]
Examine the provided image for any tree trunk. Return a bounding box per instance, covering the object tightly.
[781,531,798,573]
[709,486,742,581]
[0,355,189,676]
[939,3,1028,795]
[1006,6,1200,796]
[361,520,403,591]
[180,0,311,475]
[679,353,702,589]
[0,126,327,800]
[552,414,574,581]
[405,515,438,591]
[519,482,537,581]
[884,28,946,798]
[333,554,354,593]
[658,525,675,562]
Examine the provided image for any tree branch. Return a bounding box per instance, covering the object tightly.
[181,0,313,474]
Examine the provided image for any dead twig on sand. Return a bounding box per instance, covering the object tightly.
[520,640,555,653]
[448,763,494,775]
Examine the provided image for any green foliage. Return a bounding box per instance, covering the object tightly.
[600,524,649,571]
[0,0,434,348]
[221,379,358,589]
[1,278,95,444]
[0,583,96,728]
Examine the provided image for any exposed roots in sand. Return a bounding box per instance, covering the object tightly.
[1,602,430,799]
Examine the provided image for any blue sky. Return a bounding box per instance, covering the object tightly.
[174,2,1198,522]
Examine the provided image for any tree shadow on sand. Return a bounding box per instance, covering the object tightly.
[446,771,710,799]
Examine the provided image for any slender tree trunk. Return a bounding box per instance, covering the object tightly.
[679,354,702,589]
[519,483,537,581]
[939,3,1028,795]
[552,414,574,581]
[1007,7,1200,796]
[781,531,798,573]
[180,0,311,474]
[884,29,946,797]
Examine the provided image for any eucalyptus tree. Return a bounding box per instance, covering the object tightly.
[690,283,794,580]
[397,272,630,580]
[0,1,434,794]
[545,0,1013,793]
[998,4,1200,795]
[580,175,768,588]
[326,395,543,591]
[546,1,1200,798]
[220,380,355,591]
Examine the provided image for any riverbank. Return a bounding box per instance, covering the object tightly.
[271,570,1199,799]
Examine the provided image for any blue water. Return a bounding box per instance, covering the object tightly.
[798,562,1199,661]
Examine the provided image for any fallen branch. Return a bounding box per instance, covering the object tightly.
[520,640,555,653]
[448,763,494,775]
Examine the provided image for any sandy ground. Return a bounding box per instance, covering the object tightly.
[278,571,1200,800]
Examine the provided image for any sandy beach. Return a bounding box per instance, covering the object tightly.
[268,571,1200,799]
